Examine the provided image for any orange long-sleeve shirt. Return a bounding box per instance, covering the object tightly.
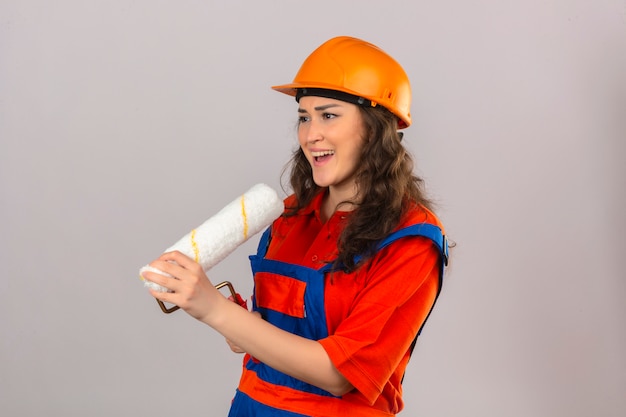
[261,192,444,414]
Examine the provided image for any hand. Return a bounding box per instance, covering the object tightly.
[142,251,222,322]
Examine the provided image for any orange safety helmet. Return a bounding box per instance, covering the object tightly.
[272,36,412,129]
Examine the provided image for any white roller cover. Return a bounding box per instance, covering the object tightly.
[140,183,283,292]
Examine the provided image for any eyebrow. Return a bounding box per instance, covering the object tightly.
[298,103,342,113]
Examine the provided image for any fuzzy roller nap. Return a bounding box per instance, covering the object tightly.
[139,183,283,293]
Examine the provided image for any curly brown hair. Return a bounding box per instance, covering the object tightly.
[283,104,435,272]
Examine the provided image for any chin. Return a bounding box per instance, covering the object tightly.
[313,181,330,188]
[312,175,333,188]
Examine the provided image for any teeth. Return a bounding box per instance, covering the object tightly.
[311,150,335,157]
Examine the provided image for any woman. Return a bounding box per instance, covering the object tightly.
[143,36,449,417]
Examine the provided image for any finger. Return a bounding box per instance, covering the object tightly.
[149,259,192,282]
[157,251,200,270]
[149,287,177,304]
[142,270,179,293]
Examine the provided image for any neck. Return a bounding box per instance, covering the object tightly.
[320,186,359,222]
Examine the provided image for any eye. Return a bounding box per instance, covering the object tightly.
[298,115,310,124]
[322,112,337,120]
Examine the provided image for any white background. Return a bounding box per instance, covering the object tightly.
[1,1,625,416]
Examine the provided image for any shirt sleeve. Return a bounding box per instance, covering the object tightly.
[318,236,441,404]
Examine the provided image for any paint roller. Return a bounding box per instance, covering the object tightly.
[139,183,284,313]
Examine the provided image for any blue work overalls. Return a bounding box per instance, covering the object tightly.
[227,223,448,417]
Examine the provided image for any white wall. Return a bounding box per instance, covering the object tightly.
[1,1,624,416]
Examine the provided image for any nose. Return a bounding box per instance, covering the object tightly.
[303,118,323,144]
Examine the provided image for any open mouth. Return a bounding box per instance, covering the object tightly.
[311,150,335,162]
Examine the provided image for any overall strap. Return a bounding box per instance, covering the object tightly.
[256,223,448,270]
[351,223,448,275]
[255,226,273,258]
[376,223,448,267]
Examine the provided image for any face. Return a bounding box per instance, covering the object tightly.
[297,96,366,200]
